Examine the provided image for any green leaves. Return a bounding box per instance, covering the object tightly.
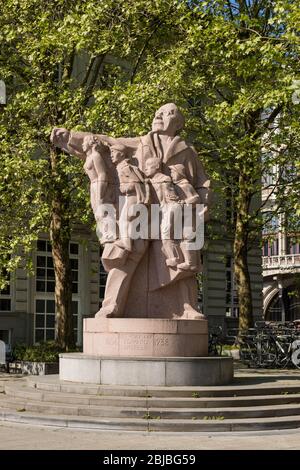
[0,0,299,288]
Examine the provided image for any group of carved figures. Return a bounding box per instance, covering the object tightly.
[51,103,211,320]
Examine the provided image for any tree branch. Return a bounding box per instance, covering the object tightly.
[80,56,97,89]
[82,54,106,106]
[130,19,164,84]
[62,47,76,82]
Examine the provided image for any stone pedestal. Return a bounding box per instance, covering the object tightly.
[59,317,234,386]
[83,318,208,357]
[60,354,233,386]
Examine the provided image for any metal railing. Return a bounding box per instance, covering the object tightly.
[263,254,300,271]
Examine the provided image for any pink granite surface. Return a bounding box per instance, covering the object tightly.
[83,318,208,357]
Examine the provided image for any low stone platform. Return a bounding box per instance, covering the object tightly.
[59,354,233,386]
[83,318,208,357]
[1,371,300,432]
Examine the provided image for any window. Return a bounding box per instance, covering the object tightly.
[287,237,300,255]
[34,239,80,343]
[262,169,276,187]
[262,237,279,256]
[35,241,79,293]
[262,212,279,235]
[0,269,11,312]
[225,256,239,318]
[35,299,55,342]
[0,329,11,344]
[72,300,79,339]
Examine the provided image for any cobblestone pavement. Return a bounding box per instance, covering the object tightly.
[1,369,300,449]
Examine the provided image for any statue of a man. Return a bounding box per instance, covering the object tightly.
[51,103,210,320]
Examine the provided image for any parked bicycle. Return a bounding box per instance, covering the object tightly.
[235,321,300,369]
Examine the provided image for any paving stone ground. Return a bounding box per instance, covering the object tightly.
[0,420,300,449]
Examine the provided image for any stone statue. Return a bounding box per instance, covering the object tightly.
[51,103,211,320]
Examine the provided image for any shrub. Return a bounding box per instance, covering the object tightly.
[12,341,77,363]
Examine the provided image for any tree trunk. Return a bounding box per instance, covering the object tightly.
[49,148,75,350]
[233,175,254,335]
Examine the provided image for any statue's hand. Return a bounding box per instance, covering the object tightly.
[50,127,70,147]
[166,192,179,202]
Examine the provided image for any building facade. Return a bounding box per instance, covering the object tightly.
[262,162,300,321]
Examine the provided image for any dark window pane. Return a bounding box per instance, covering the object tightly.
[0,285,10,295]
[46,300,55,313]
[36,280,45,292]
[46,241,52,252]
[46,329,55,340]
[35,329,44,342]
[72,283,78,293]
[100,286,105,299]
[0,330,9,342]
[46,315,55,328]
[70,259,78,269]
[0,270,10,295]
[70,243,79,255]
[47,257,53,268]
[71,270,78,282]
[0,299,11,311]
[47,281,55,292]
[37,256,46,267]
[36,299,45,313]
[72,316,78,329]
[36,268,46,278]
[35,315,44,328]
[37,240,46,252]
[47,269,55,280]
[71,301,78,315]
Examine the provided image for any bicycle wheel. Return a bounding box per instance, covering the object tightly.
[255,336,277,368]
[275,336,291,368]
[239,337,257,367]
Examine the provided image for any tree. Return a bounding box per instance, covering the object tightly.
[186,0,300,333]
[1,0,299,344]
[0,0,190,348]
[85,1,300,334]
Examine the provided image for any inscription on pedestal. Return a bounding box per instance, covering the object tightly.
[154,336,169,347]
[121,334,153,352]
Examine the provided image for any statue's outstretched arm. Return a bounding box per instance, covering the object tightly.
[50,128,87,159]
[51,127,141,159]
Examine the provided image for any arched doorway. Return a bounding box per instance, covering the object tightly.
[265,285,300,321]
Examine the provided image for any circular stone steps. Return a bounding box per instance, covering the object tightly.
[0,372,300,432]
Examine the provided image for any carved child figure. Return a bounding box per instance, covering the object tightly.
[169,164,200,205]
[80,135,116,244]
[169,164,201,272]
[110,143,147,252]
[144,157,182,268]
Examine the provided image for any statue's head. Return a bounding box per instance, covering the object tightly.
[110,143,127,165]
[144,157,161,177]
[82,134,100,152]
[151,103,185,136]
